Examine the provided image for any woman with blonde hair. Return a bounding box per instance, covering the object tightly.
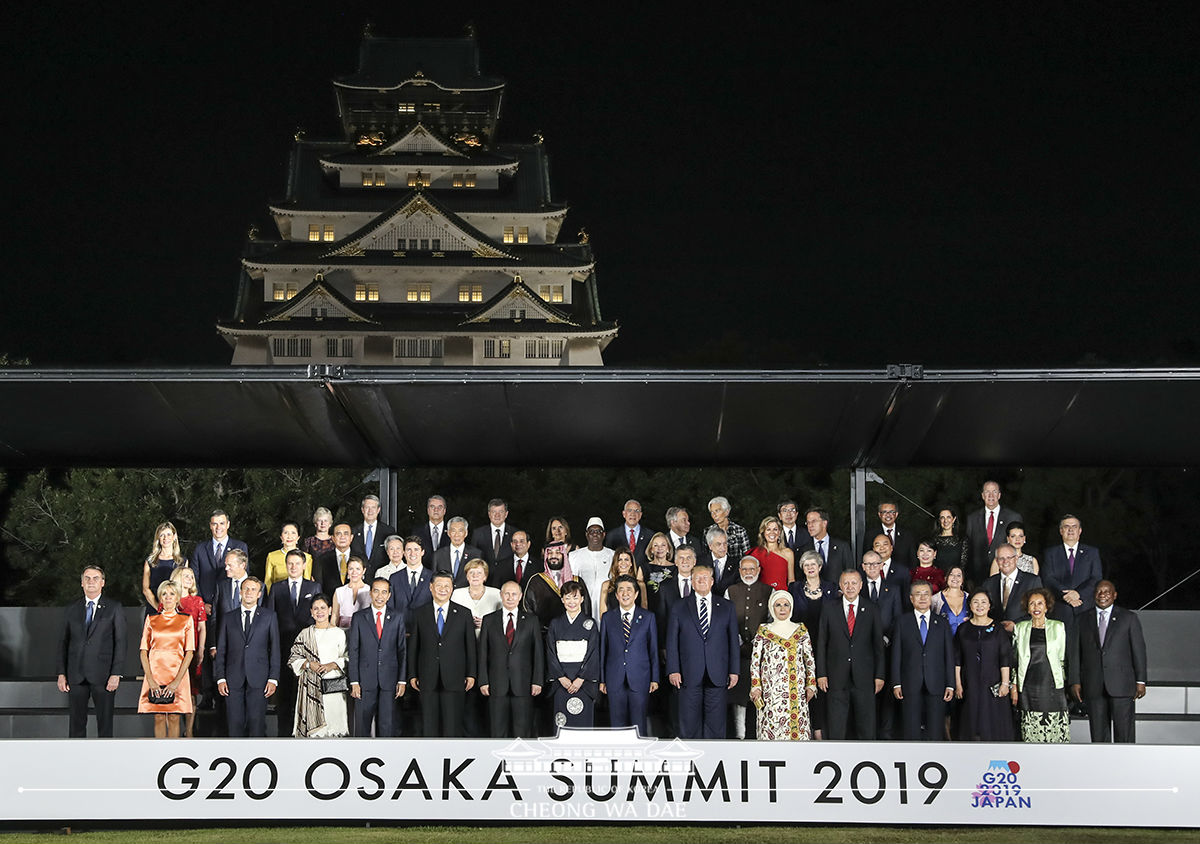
[168,566,207,737]
[749,516,795,590]
[304,507,335,557]
[142,522,187,614]
[138,579,195,738]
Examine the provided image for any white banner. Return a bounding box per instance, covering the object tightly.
[4,729,1197,827]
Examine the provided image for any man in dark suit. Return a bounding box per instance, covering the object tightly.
[1041,514,1103,616]
[433,517,482,588]
[348,578,408,737]
[351,494,395,571]
[471,498,516,571]
[214,577,280,737]
[862,500,917,567]
[409,572,477,736]
[600,575,660,734]
[868,534,912,611]
[56,565,127,737]
[478,581,544,737]
[266,549,319,736]
[983,544,1044,631]
[388,537,434,616]
[777,500,805,554]
[665,506,712,566]
[666,564,739,739]
[1071,580,1147,743]
[411,494,449,568]
[798,507,854,583]
[816,570,885,740]
[705,527,740,597]
[315,522,354,594]
[606,499,651,567]
[860,553,902,643]
[964,481,1022,588]
[190,509,249,615]
[490,530,542,588]
[891,582,956,740]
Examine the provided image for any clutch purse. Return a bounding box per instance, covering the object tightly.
[148,687,176,705]
[321,675,349,694]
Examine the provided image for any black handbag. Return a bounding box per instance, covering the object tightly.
[321,675,349,694]
[148,687,176,705]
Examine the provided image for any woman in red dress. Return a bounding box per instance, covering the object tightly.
[749,516,795,590]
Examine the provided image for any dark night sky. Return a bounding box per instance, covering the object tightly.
[3,5,1198,369]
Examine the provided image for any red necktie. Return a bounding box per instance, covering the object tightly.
[847,603,856,636]
[629,529,636,552]
[515,559,524,582]
[505,613,515,647]
[986,511,995,545]
[375,611,383,638]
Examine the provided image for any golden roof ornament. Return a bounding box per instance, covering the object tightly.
[294,128,305,142]
[533,131,544,145]
[577,227,589,244]
[465,22,477,38]
[247,224,260,241]
[363,22,374,37]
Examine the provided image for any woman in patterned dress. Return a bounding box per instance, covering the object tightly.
[749,589,817,740]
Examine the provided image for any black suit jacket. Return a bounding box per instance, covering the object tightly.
[433,544,483,588]
[798,535,855,583]
[267,578,320,647]
[489,555,543,589]
[708,557,741,597]
[861,578,903,641]
[411,521,450,568]
[190,537,249,607]
[471,524,517,569]
[57,596,127,685]
[314,548,353,594]
[1078,605,1147,699]
[860,525,917,568]
[815,599,885,690]
[351,520,396,567]
[477,608,544,696]
[890,611,956,695]
[983,572,1044,623]
[408,601,477,690]
[210,575,262,650]
[1042,543,1103,615]
[605,524,652,567]
[964,506,1021,585]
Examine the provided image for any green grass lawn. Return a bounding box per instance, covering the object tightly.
[1,826,1195,843]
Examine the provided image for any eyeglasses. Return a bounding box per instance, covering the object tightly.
[878,510,898,516]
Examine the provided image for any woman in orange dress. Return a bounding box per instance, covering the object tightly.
[749,516,795,590]
[169,566,207,738]
[138,579,195,738]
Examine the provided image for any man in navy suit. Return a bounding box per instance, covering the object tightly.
[964,481,1022,588]
[705,527,740,597]
[606,499,651,567]
[666,564,739,739]
[799,508,853,583]
[388,537,434,616]
[1071,580,1148,743]
[871,534,912,609]
[860,551,902,739]
[1041,515,1103,616]
[816,570,886,740]
[190,509,249,614]
[351,494,395,570]
[478,581,544,737]
[891,582,955,741]
[348,578,408,737]
[56,565,127,737]
[600,575,659,734]
[409,572,477,737]
[433,517,482,588]
[214,577,280,737]
[267,550,320,736]
[471,498,517,571]
[983,544,1044,631]
[411,494,449,568]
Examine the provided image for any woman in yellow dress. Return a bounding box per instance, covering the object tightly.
[749,589,817,740]
[264,522,313,592]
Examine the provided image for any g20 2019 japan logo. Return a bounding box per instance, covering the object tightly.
[971,760,1030,809]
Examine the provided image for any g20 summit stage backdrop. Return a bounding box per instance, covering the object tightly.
[5,730,1197,826]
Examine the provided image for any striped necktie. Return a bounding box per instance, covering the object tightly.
[699,598,710,638]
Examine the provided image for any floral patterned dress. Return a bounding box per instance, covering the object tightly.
[749,623,817,741]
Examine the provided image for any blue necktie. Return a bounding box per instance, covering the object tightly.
[85,600,95,627]
[699,598,710,638]
[437,606,445,635]
[453,549,461,577]
[816,538,825,561]
[919,614,928,645]
[291,581,298,607]
[365,525,374,560]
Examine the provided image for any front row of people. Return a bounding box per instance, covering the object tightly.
[59,557,1146,743]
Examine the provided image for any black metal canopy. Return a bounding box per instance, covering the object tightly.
[2,366,1197,468]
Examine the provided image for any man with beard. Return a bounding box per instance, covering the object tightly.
[521,541,592,635]
[726,556,772,739]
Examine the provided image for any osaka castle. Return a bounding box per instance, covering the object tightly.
[218,30,618,366]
